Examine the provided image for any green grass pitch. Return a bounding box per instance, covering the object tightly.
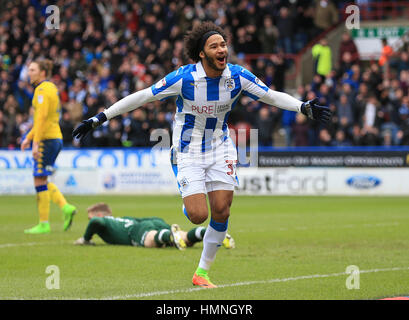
[1,195,409,300]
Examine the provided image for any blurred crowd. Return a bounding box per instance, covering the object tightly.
[1,0,407,150]
[240,32,409,147]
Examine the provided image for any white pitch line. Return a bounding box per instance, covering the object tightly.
[90,266,409,300]
[2,266,409,300]
[0,242,45,249]
[0,241,68,249]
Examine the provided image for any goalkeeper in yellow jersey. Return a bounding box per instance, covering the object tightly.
[21,59,77,234]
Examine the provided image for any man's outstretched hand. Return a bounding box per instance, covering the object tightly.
[301,98,331,124]
[72,112,107,140]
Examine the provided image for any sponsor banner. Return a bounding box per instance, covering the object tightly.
[258,150,409,168]
[53,169,100,194]
[0,169,99,195]
[351,26,409,60]
[2,149,408,195]
[235,167,409,195]
[0,168,179,195]
[0,170,35,194]
[0,149,179,195]
[99,169,178,194]
[2,148,409,169]
[0,148,173,170]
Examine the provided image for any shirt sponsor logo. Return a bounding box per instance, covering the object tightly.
[192,105,214,114]
[191,104,230,115]
[216,104,230,114]
[346,175,381,189]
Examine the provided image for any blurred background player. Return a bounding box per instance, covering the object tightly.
[74,202,235,250]
[20,59,77,234]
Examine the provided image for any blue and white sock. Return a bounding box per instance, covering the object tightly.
[198,218,228,270]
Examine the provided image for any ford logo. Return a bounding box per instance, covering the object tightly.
[346,175,381,189]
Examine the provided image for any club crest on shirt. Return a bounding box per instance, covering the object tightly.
[224,78,235,92]
[155,78,167,89]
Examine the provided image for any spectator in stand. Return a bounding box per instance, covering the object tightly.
[390,51,409,77]
[258,15,279,54]
[336,94,354,129]
[281,110,297,147]
[342,64,361,91]
[292,113,309,146]
[361,95,381,145]
[234,27,253,54]
[338,32,359,68]
[352,82,369,123]
[350,123,362,146]
[399,70,409,95]
[318,128,334,146]
[397,105,409,145]
[312,37,332,79]
[275,6,295,54]
[338,82,355,106]
[127,108,150,147]
[313,0,339,34]
[0,110,7,147]
[294,5,315,52]
[378,38,394,69]
[333,129,351,147]
[149,110,172,147]
[1,0,408,149]
[255,107,278,147]
[366,63,383,95]
[107,118,123,147]
[338,51,354,78]
[317,82,332,107]
[270,52,287,92]
[60,111,75,147]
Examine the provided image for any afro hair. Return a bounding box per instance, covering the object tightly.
[183,21,228,63]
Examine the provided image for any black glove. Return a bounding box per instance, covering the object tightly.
[72,112,107,140]
[301,98,331,124]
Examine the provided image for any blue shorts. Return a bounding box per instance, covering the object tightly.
[33,139,62,177]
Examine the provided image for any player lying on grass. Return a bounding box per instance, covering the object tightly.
[74,203,235,250]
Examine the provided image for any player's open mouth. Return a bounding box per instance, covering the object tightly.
[216,57,226,64]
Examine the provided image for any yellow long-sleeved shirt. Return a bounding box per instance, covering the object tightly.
[26,80,63,143]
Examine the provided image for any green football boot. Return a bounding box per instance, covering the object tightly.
[24,222,50,234]
[62,203,77,231]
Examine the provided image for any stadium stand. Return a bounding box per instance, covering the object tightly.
[0,0,408,149]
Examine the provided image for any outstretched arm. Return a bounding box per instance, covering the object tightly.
[104,88,156,119]
[259,89,302,113]
[73,69,183,140]
[72,88,155,140]
[239,67,331,124]
[260,89,331,124]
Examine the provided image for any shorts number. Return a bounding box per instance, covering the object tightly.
[226,160,237,176]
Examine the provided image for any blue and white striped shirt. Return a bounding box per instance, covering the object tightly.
[151,61,269,154]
